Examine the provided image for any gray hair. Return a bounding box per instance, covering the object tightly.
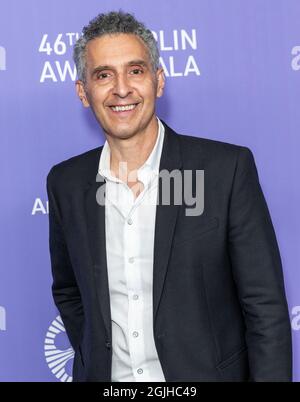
[73,10,160,82]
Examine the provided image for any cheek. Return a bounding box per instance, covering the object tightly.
[141,84,158,103]
[86,85,109,105]
[137,76,157,96]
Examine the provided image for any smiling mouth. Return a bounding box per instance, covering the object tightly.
[109,103,139,112]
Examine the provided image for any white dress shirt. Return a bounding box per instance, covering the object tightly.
[98,117,166,382]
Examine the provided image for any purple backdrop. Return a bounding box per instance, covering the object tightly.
[0,0,299,381]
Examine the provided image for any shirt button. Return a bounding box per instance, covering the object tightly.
[128,257,135,264]
[127,218,133,225]
[132,331,139,338]
[133,294,139,300]
[137,368,143,374]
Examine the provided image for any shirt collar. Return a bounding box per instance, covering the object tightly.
[98,117,165,183]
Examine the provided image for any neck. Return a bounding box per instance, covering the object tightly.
[106,116,159,180]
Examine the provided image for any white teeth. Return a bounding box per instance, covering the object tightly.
[111,104,137,112]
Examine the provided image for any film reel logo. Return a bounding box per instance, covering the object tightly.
[44,315,74,382]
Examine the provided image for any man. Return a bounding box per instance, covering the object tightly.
[46,11,292,382]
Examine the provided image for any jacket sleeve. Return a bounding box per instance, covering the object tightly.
[228,146,292,381]
[46,167,84,350]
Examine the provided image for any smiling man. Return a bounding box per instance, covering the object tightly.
[75,27,164,199]
[46,11,292,382]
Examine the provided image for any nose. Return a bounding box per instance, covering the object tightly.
[112,73,133,98]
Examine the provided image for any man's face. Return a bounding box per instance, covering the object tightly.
[76,33,165,140]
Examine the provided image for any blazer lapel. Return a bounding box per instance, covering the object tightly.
[85,169,112,340]
[153,122,183,325]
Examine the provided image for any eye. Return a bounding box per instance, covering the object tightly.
[97,72,111,80]
[130,68,143,75]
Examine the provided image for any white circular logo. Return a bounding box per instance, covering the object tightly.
[44,315,74,382]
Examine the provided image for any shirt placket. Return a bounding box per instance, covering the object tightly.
[123,176,151,381]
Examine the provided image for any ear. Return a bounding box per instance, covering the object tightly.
[75,80,90,108]
[156,68,165,98]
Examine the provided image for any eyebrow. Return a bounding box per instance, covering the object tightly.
[91,59,148,76]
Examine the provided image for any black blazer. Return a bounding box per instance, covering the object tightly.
[46,121,292,382]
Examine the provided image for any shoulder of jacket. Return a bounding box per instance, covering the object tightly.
[176,132,252,163]
[47,145,103,186]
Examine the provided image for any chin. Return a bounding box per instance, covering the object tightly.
[114,130,137,140]
[105,124,140,140]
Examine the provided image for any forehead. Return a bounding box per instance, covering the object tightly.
[85,33,151,68]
